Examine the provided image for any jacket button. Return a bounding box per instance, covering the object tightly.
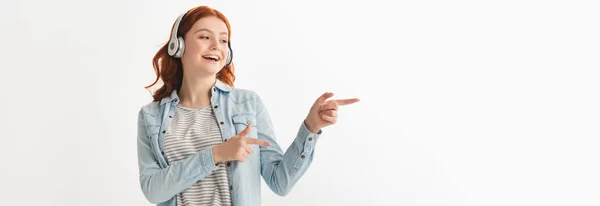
[220,122,224,125]
[301,154,305,159]
[162,130,166,134]
[168,115,172,118]
[229,185,233,190]
[213,88,216,92]
[214,105,218,109]
[308,137,313,141]
[224,139,227,142]
[161,151,165,155]
[226,162,231,167]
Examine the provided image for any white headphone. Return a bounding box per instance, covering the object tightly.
[167,12,233,67]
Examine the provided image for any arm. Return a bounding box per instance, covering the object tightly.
[136,110,219,204]
[255,95,322,196]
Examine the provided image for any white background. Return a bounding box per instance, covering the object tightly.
[1,0,599,205]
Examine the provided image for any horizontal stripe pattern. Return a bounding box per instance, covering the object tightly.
[164,105,231,206]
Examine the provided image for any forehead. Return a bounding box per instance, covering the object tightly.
[189,16,228,34]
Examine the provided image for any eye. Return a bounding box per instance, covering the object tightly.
[221,39,228,43]
[199,36,209,39]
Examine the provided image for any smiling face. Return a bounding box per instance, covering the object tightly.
[180,16,230,77]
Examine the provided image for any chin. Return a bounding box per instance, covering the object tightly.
[200,65,222,75]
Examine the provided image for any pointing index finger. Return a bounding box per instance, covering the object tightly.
[245,138,272,147]
[335,98,360,106]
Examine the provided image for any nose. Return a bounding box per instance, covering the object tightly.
[209,39,221,51]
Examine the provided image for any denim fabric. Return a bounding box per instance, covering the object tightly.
[137,79,322,206]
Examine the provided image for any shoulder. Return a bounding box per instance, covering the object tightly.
[227,87,262,104]
[138,100,161,117]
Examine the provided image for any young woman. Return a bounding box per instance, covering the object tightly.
[137,5,359,206]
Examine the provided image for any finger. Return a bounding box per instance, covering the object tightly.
[319,110,336,117]
[321,101,339,111]
[321,115,336,123]
[317,92,334,104]
[239,122,252,137]
[245,145,254,154]
[320,110,337,117]
[245,137,272,146]
[238,152,248,162]
[335,98,360,106]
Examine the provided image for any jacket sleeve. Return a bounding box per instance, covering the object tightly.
[137,109,219,204]
[255,94,322,196]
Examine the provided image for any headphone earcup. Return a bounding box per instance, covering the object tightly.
[167,37,178,57]
[174,36,185,58]
[224,43,233,66]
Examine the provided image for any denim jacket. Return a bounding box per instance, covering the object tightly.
[136,79,322,206]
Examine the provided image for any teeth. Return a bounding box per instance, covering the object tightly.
[203,55,218,60]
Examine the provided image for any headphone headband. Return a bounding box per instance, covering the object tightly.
[170,13,185,42]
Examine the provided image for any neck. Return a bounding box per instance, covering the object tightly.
[178,75,217,109]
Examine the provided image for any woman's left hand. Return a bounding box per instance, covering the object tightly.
[304,92,360,133]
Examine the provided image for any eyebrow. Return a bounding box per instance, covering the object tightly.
[194,28,228,36]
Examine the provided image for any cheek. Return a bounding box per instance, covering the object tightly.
[186,43,202,54]
[186,40,209,52]
[185,45,207,61]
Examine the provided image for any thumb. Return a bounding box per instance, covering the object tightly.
[239,122,252,137]
[317,92,334,105]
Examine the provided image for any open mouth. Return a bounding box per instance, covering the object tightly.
[202,55,220,62]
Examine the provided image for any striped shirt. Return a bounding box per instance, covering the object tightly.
[164,105,232,206]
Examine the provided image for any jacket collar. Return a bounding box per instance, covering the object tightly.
[159,78,231,105]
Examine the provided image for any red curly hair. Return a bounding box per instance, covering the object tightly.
[145,6,235,101]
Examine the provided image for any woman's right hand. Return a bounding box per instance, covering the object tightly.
[212,123,271,163]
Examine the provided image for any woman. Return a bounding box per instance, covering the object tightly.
[137,5,359,206]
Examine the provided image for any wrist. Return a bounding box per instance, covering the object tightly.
[212,145,223,163]
[304,119,319,134]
